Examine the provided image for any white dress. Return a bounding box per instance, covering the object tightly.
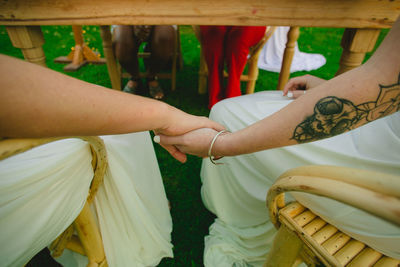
[257,26,326,73]
[0,132,173,267]
[201,91,400,266]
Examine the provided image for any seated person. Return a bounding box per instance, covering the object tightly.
[199,26,266,109]
[0,54,223,266]
[158,16,400,266]
[113,25,176,99]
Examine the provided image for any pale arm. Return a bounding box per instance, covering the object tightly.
[0,54,224,162]
[159,16,400,158]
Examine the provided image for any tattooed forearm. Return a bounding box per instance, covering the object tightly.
[292,74,400,143]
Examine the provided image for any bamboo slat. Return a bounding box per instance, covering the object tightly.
[283,202,306,218]
[334,240,366,265]
[373,257,400,267]
[322,232,351,255]
[303,217,326,236]
[294,210,317,227]
[312,224,338,245]
[347,247,382,267]
[270,199,305,228]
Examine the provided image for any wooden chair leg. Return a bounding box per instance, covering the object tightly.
[336,28,380,76]
[264,224,303,267]
[100,26,121,90]
[73,202,106,266]
[177,27,184,70]
[245,56,259,94]
[277,27,300,90]
[171,58,177,91]
[171,27,178,91]
[198,49,208,95]
[54,26,105,72]
[6,26,46,67]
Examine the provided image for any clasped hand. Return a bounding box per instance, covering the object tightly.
[157,128,220,160]
[158,74,326,163]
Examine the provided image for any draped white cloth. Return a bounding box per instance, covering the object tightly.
[201,91,400,266]
[257,26,326,73]
[0,132,173,267]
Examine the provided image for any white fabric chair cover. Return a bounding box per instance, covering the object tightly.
[0,132,173,267]
[201,91,400,266]
[257,26,326,73]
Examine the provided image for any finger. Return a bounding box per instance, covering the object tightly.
[208,120,225,132]
[287,90,306,99]
[160,143,187,163]
[282,80,296,95]
[156,134,183,146]
[283,77,307,95]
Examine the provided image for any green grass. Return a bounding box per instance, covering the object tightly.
[0,25,388,266]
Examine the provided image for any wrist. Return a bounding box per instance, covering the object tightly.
[157,102,177,131]
[210,130,231,158]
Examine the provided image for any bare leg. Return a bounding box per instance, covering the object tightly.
[147,25,176,99]
[113,26,141,92]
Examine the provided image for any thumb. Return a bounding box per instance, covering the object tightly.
[210,121,226,132]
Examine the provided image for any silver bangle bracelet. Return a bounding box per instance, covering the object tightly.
[208,130,227,165]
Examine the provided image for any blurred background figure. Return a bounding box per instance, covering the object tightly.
[257,26,326,73]
[113,25,176,100]
[199,26,266,109]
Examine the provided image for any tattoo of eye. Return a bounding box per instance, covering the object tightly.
[292,74,400,143]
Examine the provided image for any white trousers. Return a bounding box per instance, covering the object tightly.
[201,91,400,266]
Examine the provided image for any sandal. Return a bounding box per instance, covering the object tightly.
[123,79,142,95]
[148,79,164,100]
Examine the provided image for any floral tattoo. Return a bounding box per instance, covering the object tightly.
[292,74,400,143]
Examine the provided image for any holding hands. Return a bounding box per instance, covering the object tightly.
[156,74,326,163]
[156,128,223,159]
[154,107,225,163]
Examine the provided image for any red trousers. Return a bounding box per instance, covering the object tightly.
[200,26,266,109]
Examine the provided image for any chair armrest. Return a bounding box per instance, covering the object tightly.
[267,165,400,228]
[0,136,107,202]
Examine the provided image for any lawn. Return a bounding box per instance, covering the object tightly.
[0,25,388,266]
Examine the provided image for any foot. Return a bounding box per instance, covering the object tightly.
[148,80,164,100]
[123,79,142,95]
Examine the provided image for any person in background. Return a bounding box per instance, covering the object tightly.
[199,26,266,109]
[113,25,176,100]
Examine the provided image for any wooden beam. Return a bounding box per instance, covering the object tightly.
[0,0,398,27]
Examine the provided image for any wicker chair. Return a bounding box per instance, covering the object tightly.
[265,165,400,267]
[192,25,276,95]
[0,137,108,267]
